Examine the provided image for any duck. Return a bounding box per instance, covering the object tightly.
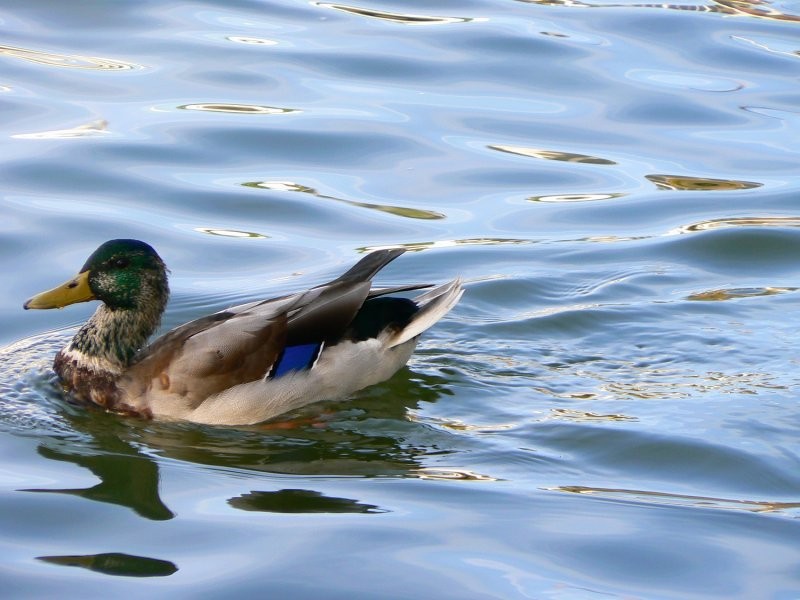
[24,239,463,425]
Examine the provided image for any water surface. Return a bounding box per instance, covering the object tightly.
[2,0,800,597]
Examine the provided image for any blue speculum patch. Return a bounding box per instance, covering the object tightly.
[270,343,322,378]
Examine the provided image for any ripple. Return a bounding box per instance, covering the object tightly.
[489,144,616,165]
[414,467,499,481]
[225,36,278,46]
[732,34,800,58]
[0,44,141,70]
[194,228,268,238]
[243,180,445,220]
[626,69,742,92]
[364,238,533,252]
[12,119,109,140]
[646,174,762,191]
[552,486,800,516]
[418,415,516,432]
[247,181,315,193]
[670,216,800,234]
[523,0,800,22]
[539,28,608,46]
[177,103,299,115]
[316,3,483,25]
[686,372,790,394]
[606,370,787,398]
[687,286,797,301]
[546,408,638,423]
[742,106,800,122]
[529,193,626,203]
[0,330,75,434]
[715,0,800,22]
[582,235,646,244]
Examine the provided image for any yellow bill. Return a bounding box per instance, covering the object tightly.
[24,270,94,310]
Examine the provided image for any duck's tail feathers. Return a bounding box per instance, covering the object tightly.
[336,248,406,283]
[385,278,463,348]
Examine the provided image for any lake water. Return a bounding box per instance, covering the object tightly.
[2,0,800,597]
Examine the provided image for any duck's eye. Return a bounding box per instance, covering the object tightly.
[111,257,130,269]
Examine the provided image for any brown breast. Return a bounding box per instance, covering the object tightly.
[53,350,130,414]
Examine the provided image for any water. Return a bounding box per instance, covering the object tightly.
[2,0,800,597]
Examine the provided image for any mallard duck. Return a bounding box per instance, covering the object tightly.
[24,240,463,425]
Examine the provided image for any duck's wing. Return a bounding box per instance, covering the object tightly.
[121,249,407,409]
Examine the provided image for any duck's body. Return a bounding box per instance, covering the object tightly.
[24,240,462,425]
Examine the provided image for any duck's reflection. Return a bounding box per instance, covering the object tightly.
[37,552,177,577]
[26,368,452,520]
[229,489,386,513]
[25,440,174,521]
[5,346,459,578]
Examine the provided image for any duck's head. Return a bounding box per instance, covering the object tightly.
[24,239,169,313]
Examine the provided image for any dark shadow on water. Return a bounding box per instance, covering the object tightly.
[23,443,174,521]
[37,553,177,577]
[229,489,387,513]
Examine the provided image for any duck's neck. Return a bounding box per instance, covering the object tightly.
[67,298,166,374]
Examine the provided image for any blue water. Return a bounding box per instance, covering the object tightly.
[2,0,800,597]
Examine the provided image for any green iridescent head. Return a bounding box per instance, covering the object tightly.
[25,239,169,312]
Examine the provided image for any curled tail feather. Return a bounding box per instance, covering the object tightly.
[385,278,463,348]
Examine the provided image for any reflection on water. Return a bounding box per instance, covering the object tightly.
[225,36,278,46]
[38,553,177,577]
[687,286,797,301]
[733,36,800,59]
[592,367,789,399]
[546,408,638,422]
[625,69,742,92]
[529,193,625,202]
[246,181,315,193]
[489,144,617,165]
[671,216,800,234]
[714,0,800,21]
[195,227,268,238]
[244,180,445,220]
[646,174,762,191]
[229,489,386,513]
[742,105,800,121]
[178,103,299,115]
[24,442,174,521]
[0,44,142,70]
[519,0,800,22]
[2,366,459,531]
[316,3,482,24]
[13,119,109,140]
[414,467,499,481]
[554,486,800,516]
[417,414,515,432]
[364,237,533,253]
